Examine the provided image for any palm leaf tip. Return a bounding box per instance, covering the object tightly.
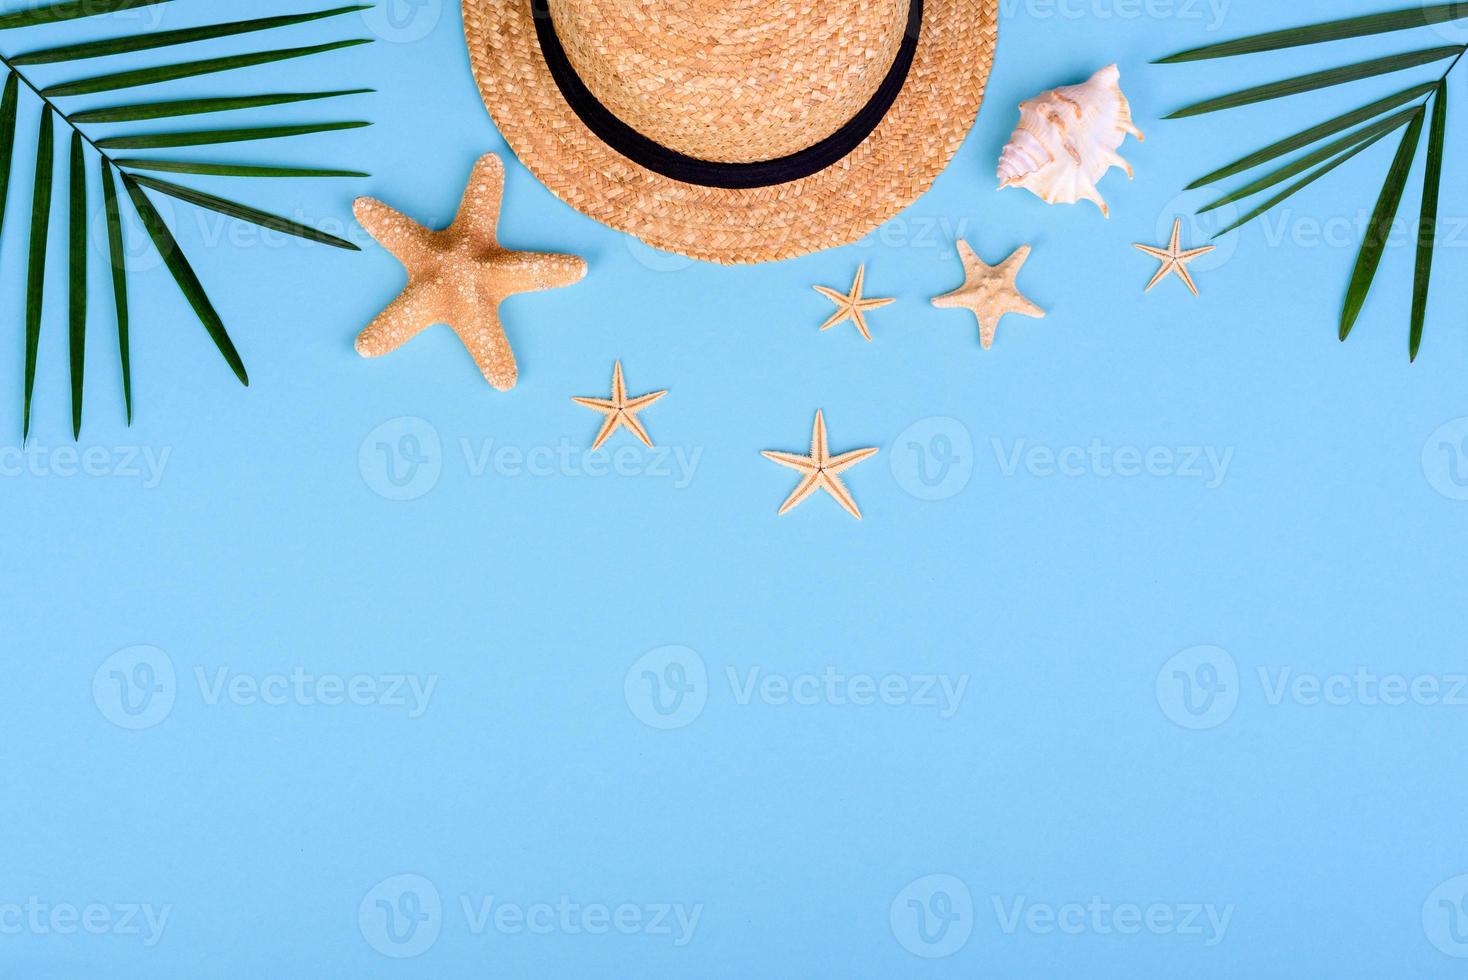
[122,176,249,386]
[1165,46,1464,119]
[1410,84,1447,361]
[68,131,87,439]
[1340,110,1426,341]
[1157,2,1468,62]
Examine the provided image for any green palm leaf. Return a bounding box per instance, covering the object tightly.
[1186,82,1435,188]
[95,121,369,149]
[116,159,367,178]
[1199,107,1418,213]
[68,132,86,438]
[123,175,247,385]
[23,108,55,442]
[0,0,169,30]
[127,173,360,249]
[11,4,369,64]
[1410,83,1448,361]
[1213,131,1396,238]
[100,162,131,423]
[42,39,370,97]
[1158,2,1468,62]
[0,74,18,235]
[72,90,372,123]
[0,2,369,433]
[1341,110,1426,340]
[1166,46,1462,118]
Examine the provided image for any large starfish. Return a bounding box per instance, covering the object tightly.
[354,153,586,390]
[931,240,1045,350]
[571,360,668,450]
[762,410,878,520]
[1134,218,1215,297]
[813,264,894,341]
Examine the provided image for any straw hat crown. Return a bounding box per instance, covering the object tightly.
[547,0,910,163]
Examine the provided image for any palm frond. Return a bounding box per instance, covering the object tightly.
[1158,2,1468,62]
[1341,111,1425,340]
[1411,83,1448,360]
[0,1,372,434]
[1166,46,1462,118]
[11,5,369,64]
[1162,5,1468,356]
[1186,82,1435,188]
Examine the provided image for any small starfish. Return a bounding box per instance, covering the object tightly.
[931,240,1045,349]
[572,360,668,450]
[354,153,587,390]
[761,410,878,520]
[813,264,894,341]
[1134,219,1216,296]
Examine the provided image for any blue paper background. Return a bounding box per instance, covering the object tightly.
[5,0,1468,975]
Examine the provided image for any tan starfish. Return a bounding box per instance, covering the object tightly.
[813,264,894,341]
[931,240,1045,349]
[354,153,586,390]
[1134,219,1215,296]
[761,410,878,520]
[572,360,667,450]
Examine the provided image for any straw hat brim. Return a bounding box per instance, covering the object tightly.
[462,0,999,265]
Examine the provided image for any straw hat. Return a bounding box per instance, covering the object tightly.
[462,0,998,264]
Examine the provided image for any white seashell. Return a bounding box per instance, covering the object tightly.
[996,64,1143,218]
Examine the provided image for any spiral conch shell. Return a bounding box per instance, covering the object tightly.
[997,64,1143,217]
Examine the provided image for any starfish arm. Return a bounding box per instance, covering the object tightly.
[777,471,824,516]
[1013,296,1046,320]
[1178,246,1216,260]
[448,153,505,249]
[810,410,829,466]
[852,264,867,296]
[589,413,621,451]
[955,239,982,273]
[760,451,818,473]
[977,313,999,350]
[611,361,627,404]
[1133,244,1172,260]
[857,297,895,312]
[355,280,449,358]
[851,310,873,342]
[1175,264,1202,297]
[1169,219,1183,252]
[931,288,966,310]
[454,303,519,391]
[999,245,1032,272]
[621,411,655,448]
[819,309,852,332]
[511,251,588,293]
[827,446,879,473]
[820,472,864,520]
[813,285,849,305]
[571,396,618,412]
[624,389,667,411]
[1143,264,1172,293]
[353,196,437,254]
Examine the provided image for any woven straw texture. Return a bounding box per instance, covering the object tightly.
[463,0,998,265]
